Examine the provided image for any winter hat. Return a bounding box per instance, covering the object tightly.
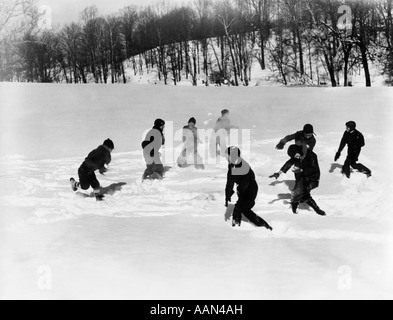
[287,145,303,159]
[226,146,241,164]
[303,124,315,135]
[188,117,196,125]
[103,139,115,150]
[221,109,230,116]
[346,121,357,130]
[154,119,165,128]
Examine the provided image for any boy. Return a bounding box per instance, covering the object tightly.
[211,109,238,157]
[70,139,114,201]
[142,119,166,180]
[276,124,316,160]
[335,121,372,178]
[177,117,205,169]
[225,146,273,230]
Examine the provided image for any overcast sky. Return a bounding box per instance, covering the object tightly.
[37,0,189,26]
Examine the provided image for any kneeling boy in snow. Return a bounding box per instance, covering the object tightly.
[70,139,114,201]
[270,144,325,216]
[225,146,272,230]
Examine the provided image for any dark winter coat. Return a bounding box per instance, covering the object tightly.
[281,149,320,190]
[82,145,112,173]
[226,159,258,201]
[142,126,165,158]
[337,129,365,162]
[280,131,316,151]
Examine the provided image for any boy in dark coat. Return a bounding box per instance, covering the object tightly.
[70,139,114,201]
[225,146,273,230]
[270,144,326,216]
[142,119,166,180]
[335,121,372,178]
[276,124,316,160]
[177,117,205,169]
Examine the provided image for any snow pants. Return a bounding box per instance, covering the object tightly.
[343,149,371,176]
[291,176,324,215]
[177,145,204,168]
[209,129,228,157]
[291,177,314,204]
[343,159,371,176]
[78,163,100,190]
[233,182,269,227]
[143,163,164,179]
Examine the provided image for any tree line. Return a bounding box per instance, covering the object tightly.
[0,0,392,86]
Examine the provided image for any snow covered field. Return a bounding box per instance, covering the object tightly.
[0,83,392,300]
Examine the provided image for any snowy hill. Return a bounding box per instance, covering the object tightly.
[125,56,387,88]
[122,38,387,88]
[0,83,392,299]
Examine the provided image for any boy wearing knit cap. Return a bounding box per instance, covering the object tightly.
[70,139,114,201]
[276,124,317,160]
[177,117,205,169]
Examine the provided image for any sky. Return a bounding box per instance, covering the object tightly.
[37,0,188,26]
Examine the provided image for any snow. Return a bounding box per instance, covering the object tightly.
[124,37,388,88]
[0,82,392,300]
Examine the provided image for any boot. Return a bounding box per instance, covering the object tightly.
[357,164,372,178]
[232,210,242,227]
[70,178,79,192]
[342,165,351,179]
[291,202,299,214]
[95,194,105,202]
[306,198,326,216]
[142,170,149,181]
[94,189,104,202]
[251,216,273,231]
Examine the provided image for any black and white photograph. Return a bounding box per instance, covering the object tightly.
[0,0,392,302]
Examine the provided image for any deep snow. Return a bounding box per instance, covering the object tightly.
[0,83,392,300]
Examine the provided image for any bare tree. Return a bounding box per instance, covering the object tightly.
[378,0,393,84]
[194,0,214,85]
[278,0,307,76]
[0,0,44,81]
[216,0,240,86]
[305,0,341,86]
[80,6,101,82]
[61,22,88,83]
[351,0,376,87]
[241,0,272,70]
[0,0,38,42]
[120,6,139,58]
